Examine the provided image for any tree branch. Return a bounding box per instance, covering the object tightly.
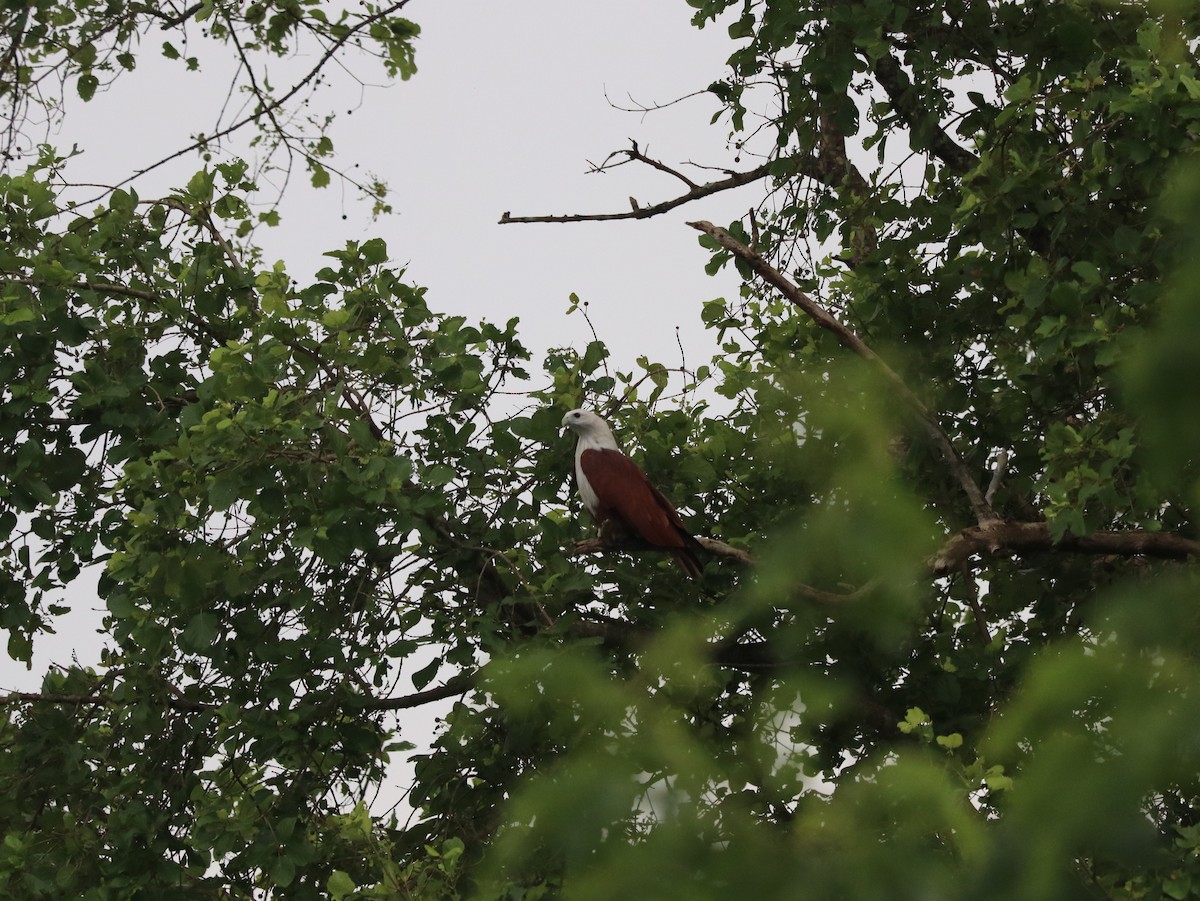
[813,111,877,266]
[984,449,1009,507]
[1,674,478,713]
[2,275,226,345]
[2,276,160,303]
[592,140,698,189]
[566,534,755,566]
[147,2,205,30]
[958,562,992,644]
[687,219,996,524]
[499,162,773,225]
[497,124,877,234]
[871,53,980,175]
[930,521,1200,574]
[357,671,477,711]
[0,690,215,712]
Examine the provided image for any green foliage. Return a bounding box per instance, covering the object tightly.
[2,1,1200,899]
[0,1,418,212]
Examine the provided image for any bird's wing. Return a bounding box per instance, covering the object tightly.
[578,448,690,549]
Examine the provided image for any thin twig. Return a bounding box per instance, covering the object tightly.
[604,140,698,189]
[114,0,416,190]
[958,562,992,644]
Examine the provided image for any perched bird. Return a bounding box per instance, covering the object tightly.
[562,408,705,578]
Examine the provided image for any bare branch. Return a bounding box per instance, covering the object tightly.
[687,219,996,524]
[613,140,698,189]
[499,116,880,230]
[603,86,711,116]
[499,162,773,225]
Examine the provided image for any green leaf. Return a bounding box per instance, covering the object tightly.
[181,612,219,651]
[77,73,99,101]
[423,464,456,486]
[411,657,440,690]
[936,732,963,750]
[1,306,36,325]
[7,630,32,664]
[207,475,241,511]
[728,14,755,39]
[361,237,388,264]
[268,856,295,888]
[1070,261,1102,284]
[327,870,357,900]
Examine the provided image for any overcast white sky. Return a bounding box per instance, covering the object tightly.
[59,0,754,361]
[3,0,765,813]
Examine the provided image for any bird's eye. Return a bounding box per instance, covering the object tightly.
[572,412,581,418]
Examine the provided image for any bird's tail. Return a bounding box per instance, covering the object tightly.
[671,533,706,579]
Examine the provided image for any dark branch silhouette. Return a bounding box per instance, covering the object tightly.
[499,157,773,225]
[1,672,477,713]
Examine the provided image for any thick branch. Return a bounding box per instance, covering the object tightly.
[358,671,477,711]
[499,162,773,224]
[0,690,215,711]
[931,521,1200,574]
[1,675,477,713]
[871,53,980,175]
[814,111,877,265]
[3,276,159,304]
[687,219,995,524]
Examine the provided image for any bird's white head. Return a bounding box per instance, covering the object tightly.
[561,408,619,450]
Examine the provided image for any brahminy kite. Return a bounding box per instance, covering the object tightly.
[562,409,705,578]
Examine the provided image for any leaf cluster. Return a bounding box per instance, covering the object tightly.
[3,2,1200,899]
